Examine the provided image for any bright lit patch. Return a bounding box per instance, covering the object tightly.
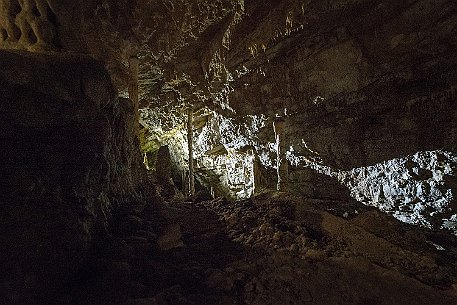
[286,146,457,234]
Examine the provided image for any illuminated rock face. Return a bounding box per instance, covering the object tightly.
[173,0,457,233]
[170,0,457,232]
[0,50,144,302]
[149,111,260,199]
[338,151,457,232]
[287,149,457,233]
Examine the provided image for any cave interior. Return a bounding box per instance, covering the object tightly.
[1,0,457,304]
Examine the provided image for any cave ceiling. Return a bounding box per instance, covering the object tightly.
[2,0,457,166]
[2,0,456,120]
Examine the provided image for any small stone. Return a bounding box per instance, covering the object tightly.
[225,213,238,226]
[156,223,184,251]
[282,232,294,246]
[224,267,235,273]
[305,249,326,260]
[245,282,255,292]
[205,269,234,291]
[341,250,352,258]
[119,215,144,235]
[272,231,282,242]
[289,244,299,252]
[135,229,158,242]
[259,223,273,235]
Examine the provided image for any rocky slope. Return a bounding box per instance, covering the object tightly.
[47,191,457,305]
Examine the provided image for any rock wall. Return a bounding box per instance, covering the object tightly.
[192,0,457,233]
[138,0,457,233]
[0,50,144,303]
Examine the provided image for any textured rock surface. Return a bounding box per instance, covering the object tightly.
[337,151,457,232]
[0,0,244,94]
[0,0,83,52]
[286,149,457,233]
[0,50,144,303]
[134,0,457,232]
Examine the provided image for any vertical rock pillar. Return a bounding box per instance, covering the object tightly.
[187,107,195,196]
[252,151,263,194]
[129,56,140,139]
[273,117,288,191]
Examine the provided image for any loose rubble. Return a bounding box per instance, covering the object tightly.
[50,190,457,305]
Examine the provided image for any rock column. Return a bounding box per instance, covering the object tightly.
[253,151,263,194]
[273,117,288,191]
[187,107,195,195]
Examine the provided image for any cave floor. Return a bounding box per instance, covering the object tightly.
[61,191,457,305]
